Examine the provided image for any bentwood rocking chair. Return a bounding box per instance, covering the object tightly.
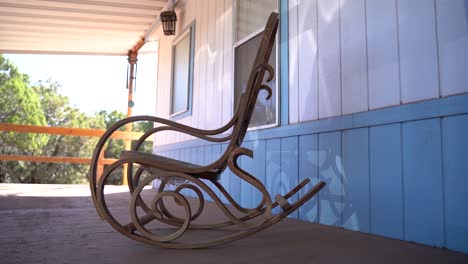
[89,12,326,249]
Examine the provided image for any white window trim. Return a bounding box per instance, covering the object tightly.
[169,22,195,119]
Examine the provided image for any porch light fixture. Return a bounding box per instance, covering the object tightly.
[160,0,177,36]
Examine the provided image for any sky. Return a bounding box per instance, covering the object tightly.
[5,53,158,116]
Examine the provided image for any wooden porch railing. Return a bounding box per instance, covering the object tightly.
[0,123,152,183]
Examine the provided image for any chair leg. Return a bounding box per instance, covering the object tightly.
[94,158,326,248]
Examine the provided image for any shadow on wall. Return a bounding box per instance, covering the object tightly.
[265,137,365,231]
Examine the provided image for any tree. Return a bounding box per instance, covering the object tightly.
[0,55,48,183]
[92,110,153,185]
[0,55,154,184]
[25,79,97,183]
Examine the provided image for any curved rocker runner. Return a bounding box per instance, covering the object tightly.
[89,12,325,249]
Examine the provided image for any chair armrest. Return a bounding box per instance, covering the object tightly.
[131,125,231,152]
[89,114,235,204]
[111,115,238,137]
[103,115,235,151]
[90,115,235,180]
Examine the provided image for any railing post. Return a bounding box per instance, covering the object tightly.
[122,50,138,186]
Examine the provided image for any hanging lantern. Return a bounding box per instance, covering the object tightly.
[160,10,177,36]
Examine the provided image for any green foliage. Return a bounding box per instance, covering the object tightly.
[0,55,154,184]
[0,56,47,154]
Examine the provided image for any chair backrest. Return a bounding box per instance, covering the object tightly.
[229,12,278,148]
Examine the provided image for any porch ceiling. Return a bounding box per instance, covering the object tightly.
[0,0,168,55]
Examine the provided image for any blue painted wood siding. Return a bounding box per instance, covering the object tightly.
[156,94,468,253]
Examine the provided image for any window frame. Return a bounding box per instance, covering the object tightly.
[233,21,280,131]
[169,21,196,120]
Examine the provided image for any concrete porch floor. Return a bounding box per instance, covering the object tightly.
[0,184,467,264]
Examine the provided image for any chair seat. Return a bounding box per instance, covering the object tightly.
[120,151,219,183]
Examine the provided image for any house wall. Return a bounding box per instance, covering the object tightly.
[151,0,235,146]
[288,0,468,122]
[151,0,468,253]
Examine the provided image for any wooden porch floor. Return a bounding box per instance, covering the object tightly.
[0,184,467,264]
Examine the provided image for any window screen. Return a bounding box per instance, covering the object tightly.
[236,0,278,42]
[234,32,277,127]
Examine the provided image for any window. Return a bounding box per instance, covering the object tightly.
[170,22,195,118]
[234,0,278,128]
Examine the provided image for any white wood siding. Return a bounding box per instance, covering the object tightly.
[290,0,468,124]
[317,0,342,119]
[222,0,234,128]
[340,0,368,115]
[288,0,299,124]
[297,0,318,122]
[366,0,400,110]
[154,0,468,144]
[397,0,439,103]
[436,0,468,97]
[153,0,234,145]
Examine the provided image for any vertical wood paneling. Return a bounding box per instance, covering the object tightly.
[298,0,319,122]
[181,147,190,196]
[317,0,341,119]
[443,115,468,252]
[196,145,207,200]
[340,0,368,115]
[154,0,237,141]
[212,0,224,129]
[288,0,299,124]
[185,147,191,163]
[204,144,214,201]
[369,124,403,239]
[190,147,198,166]
[220,143,230,204]
[398,0,439,103]
[165,34,175,144]
[230,141,241,204]
[151,0,468,251]
[162,38,172,121]
[222,0,234,127]
[157,0,468,147]
[155,108,468,252]
[190,146,199,197]
[190,0,201,131]
[252,140,266,208]
[298,134,319,222]
[280,0,290,126]
[205,0,216,129]
[212,144,222,199]
[175,148,184,194]
[156,37,172,145]
[266,138,281,214]
[318,131,343,226]
[174,149,180,160]
[281,136,299,218]
[174,148,186,191]
[240,141,254,208]
[366,0,400,110]
[342,128,370,233]
[436,0,468,97]
[179,147,185,162]
[402,119,444,247]
[186,1,201,127]
[197,0,208,129]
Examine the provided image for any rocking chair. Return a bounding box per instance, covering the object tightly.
[89,12,325,249]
